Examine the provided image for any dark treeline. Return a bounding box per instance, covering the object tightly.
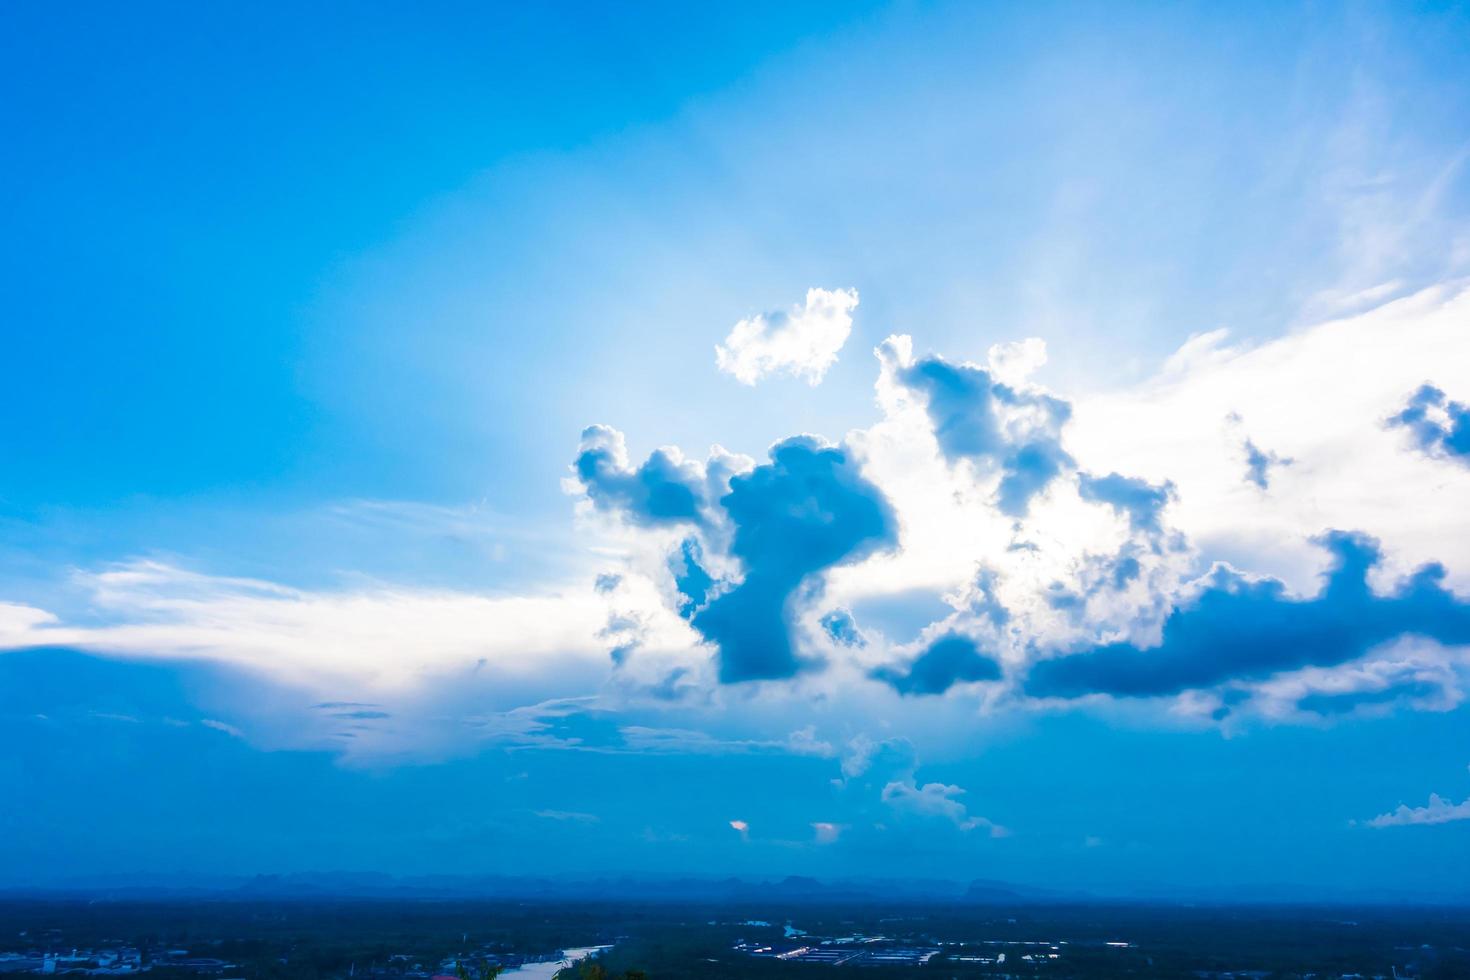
[0,899,1466,979]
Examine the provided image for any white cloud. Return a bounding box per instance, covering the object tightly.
[715,287,858,385]
[986,337,1048,385]
[1067,283,1470,594]
[834,332,1193,674]
[0,602,59,644]
[880,778,1006,837]
[200,718,245,739]
[1244,637,1467,723]
[1367,793,1470,828]
[811,821,844,844]
[0,559,613,697]
[7,284,1470,760]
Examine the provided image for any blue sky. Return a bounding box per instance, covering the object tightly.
[4,1,1470,897]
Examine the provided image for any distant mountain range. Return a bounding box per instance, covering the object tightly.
[0,870,1073,905]
[6,871,1465,906]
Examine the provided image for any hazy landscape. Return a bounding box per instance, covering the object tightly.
[3,885,1468,979]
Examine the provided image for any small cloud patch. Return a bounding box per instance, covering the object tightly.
[1367,793,1470,828]
[716,287,858,386]
[1389,384,1470,464]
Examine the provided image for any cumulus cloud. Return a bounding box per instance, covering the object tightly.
[1367,793,1470,828]
[715,287,858,385]
[880,335,1073,516]
[574,432,896,683]
[871,632,1001,696]
[567,424,913,683]
[1067,286,1470,598]
[13,284,1470,765]
[880,779,1005,836]
[576,289,1470,717]
[835,734,1004,836]
[1026,531,1470,699]
[690,436,897,681]
[570,425,711,528]
[837,341,1195,688]
[1389,384,1470,464]
[1077,472,1175,534]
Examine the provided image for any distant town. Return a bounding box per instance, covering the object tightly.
[0,895,1464,979]
[0,943,586,979]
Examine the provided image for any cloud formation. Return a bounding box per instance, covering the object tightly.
[715,287,858,385]
[571,425,711,527]
[1296,678,1444,717]
[0,561,612,698]
[1068,286,1470,599]
[569,428,896,682]
[871,632,1002,696]
[691,437,897,681]
[880,336,1072,516]
[569,288,1470,720]
[1077,472,1175,534]
[10,285,1470,768]
[1389,384,1470,464]
[880,779,1005,836]
[1367,793,1470,828]
[1026,531,1470,699]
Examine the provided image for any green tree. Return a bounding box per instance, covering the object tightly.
[574,960,645,980]
[455,959,504,980]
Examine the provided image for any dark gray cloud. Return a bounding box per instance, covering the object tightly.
[1389,384,1470,463]
[570,427,895,681]
[872,632,1002,696]
[894,355,1073,516]
[1026,530,1470,699]
[691,436,897,682]
[668,537,715,619]
[572,424,707,527]
[1078,472,1175,533]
